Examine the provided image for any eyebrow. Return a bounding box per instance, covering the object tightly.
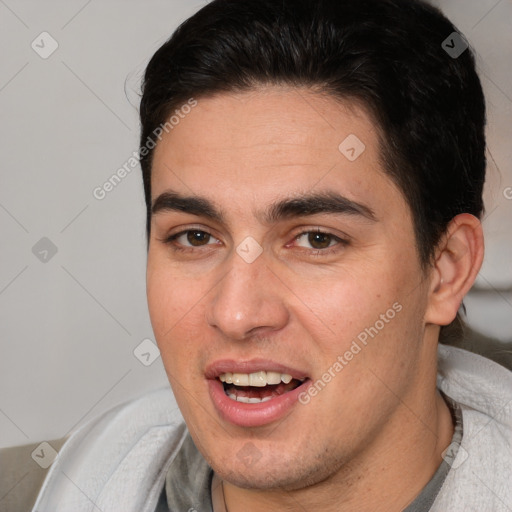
[151,189,376,225]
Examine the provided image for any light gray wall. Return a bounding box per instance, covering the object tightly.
[428,0,512,340]
[1,0,511,450]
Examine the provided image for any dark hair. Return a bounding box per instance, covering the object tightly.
[139,0,486,339]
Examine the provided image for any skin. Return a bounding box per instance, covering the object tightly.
[146,86,484,511]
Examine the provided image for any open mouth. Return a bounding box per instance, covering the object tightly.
[218,371,306,404]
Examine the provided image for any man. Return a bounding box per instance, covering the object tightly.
[2,0,511,510]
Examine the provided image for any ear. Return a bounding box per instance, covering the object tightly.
[424,213,484,326]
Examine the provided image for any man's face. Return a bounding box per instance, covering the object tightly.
[147,87,432,490]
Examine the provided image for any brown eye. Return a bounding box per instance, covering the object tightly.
[186,230,211,246]
[294,230,340,251]
[162,229,218,251]
[307,232,333,249]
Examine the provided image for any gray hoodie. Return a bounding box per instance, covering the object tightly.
[3,344,511,512]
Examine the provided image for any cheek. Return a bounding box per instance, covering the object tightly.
[146,254,212,372]
[147,250,195,328]
[146,265,175,334]
[302,253,422,365]
[147,260,188,356]
[305,269,401,338]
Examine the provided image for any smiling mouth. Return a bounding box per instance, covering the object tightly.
[218,371,306,404]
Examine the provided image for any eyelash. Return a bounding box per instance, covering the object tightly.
[159,228,349,257]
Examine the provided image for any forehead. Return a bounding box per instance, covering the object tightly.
[154,87,375,167]
[150,86,407,222]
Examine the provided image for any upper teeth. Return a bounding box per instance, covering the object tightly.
[219,371,299,386]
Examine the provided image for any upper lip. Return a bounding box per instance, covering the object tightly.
[205,359,309,380]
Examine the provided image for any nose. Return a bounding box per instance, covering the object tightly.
[205,248,289,341]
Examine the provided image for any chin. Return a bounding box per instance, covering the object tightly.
[219,466,305,490]
[211,449,339,492]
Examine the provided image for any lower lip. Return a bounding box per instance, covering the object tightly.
[207,378,310,428]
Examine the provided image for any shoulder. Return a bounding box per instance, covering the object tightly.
[0,437,67,512]
[2,386,186,512]
[451,325,512,371]
[435,345,512,510]
[437,344,512,428]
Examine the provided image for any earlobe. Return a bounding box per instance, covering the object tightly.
[425,214,484,326]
